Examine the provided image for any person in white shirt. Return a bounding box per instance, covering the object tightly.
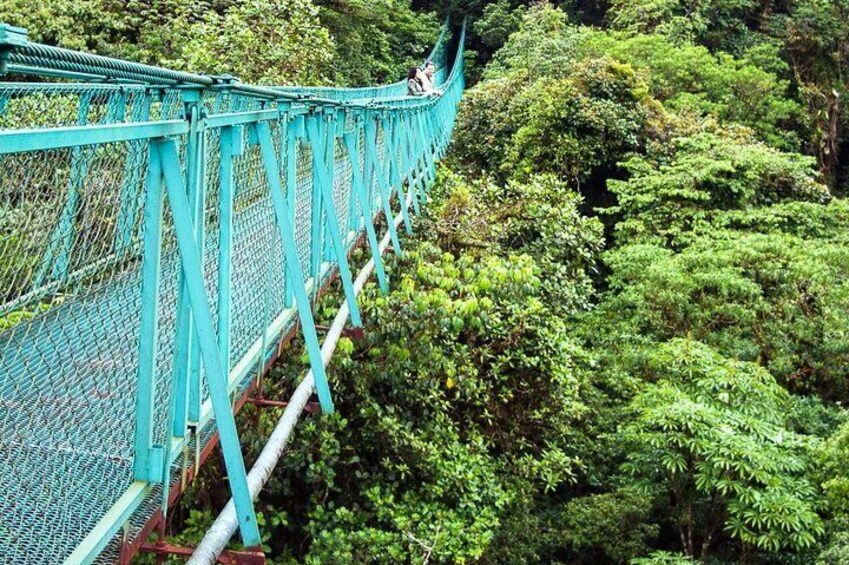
[421,61,442,95]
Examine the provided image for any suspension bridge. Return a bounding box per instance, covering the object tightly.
[0,20,465,564]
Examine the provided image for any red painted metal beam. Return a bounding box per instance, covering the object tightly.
[140,541,265,565]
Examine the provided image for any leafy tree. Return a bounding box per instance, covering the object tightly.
[592,226,849,399]
[618,339,824,559]
[0,0,438,86]
[450,73,526,178]
[473,0,527,49]
[503,57,651,187]
[0,0,206,63]
[181,0,335,84]
[431,171,604,312]
[482,2,580,81]
[606,130,828,246]
[607,0,758,52]
[454,12,654,186]
[583,32,804,148]
[314,0,440,86]
[815,420,849,563]
[561,490,659,563]
[772,0,849,189]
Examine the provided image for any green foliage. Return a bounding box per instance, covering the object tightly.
[453,2,807,190]
[562,490,659,563]
[286,240,590,562]
[432,171,604,311]
[454,50,652,184]
[473,0,526,49]
[818,422,849,522]
[181,0,334,84]
[594,228,849,398]
[315,0,441,86]
[606,131,828,246]
[448,74,526,178]
[504,57,650,185]
[631,550,695,565]
[607,0,757,51]
[0,0,197,62]
[482,2,580,81]
[582,32,804,149]
[618,339,824,558]
[773,0,849,188]
[0,0,438,86]
[814,421,849,564]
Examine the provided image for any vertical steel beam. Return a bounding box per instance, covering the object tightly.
[397,112,421,216]
[343,115,388,294]
[305,114,363,327]
[171,91,202,438]
[188,117,206,425]
[364,114,402,256]
[132,138,165,483]
[251,119,335,412]
[382,114,413,234]
[307,113,324,298]
[283,113,299,308]
[321,114,337,264]
[156,137,261,547]
[410,110,429,202]
[217,125,242,373]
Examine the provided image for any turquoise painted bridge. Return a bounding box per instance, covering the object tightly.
[0,21,465,564]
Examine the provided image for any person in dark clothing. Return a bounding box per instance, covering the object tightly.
[407,66,425,96]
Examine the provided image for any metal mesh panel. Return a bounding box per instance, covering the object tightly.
[229,126,284,366]
[0,84,148,130]
[294,140,313,279]
[334,136,352,239]
[0,139,148,562]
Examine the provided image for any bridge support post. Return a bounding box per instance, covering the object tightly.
[408,112,424,194]
[171,90,205,443]
[397,112,422,217]
[416,110,433,192]
[217,125,243,380]
[283,112,303,309]
[381,113,413,234]
[410,110,429,205]
[364,113,402,256]
[251,119,336,414]
[155,136,262,547]
[305,111,363,327]
[132,137,166,483]
[343,111,388,294]
[306,112,325,299]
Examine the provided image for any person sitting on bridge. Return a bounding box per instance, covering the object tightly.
[422,61,436,89]
[421,61,443,96]
[407,66,425,96]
